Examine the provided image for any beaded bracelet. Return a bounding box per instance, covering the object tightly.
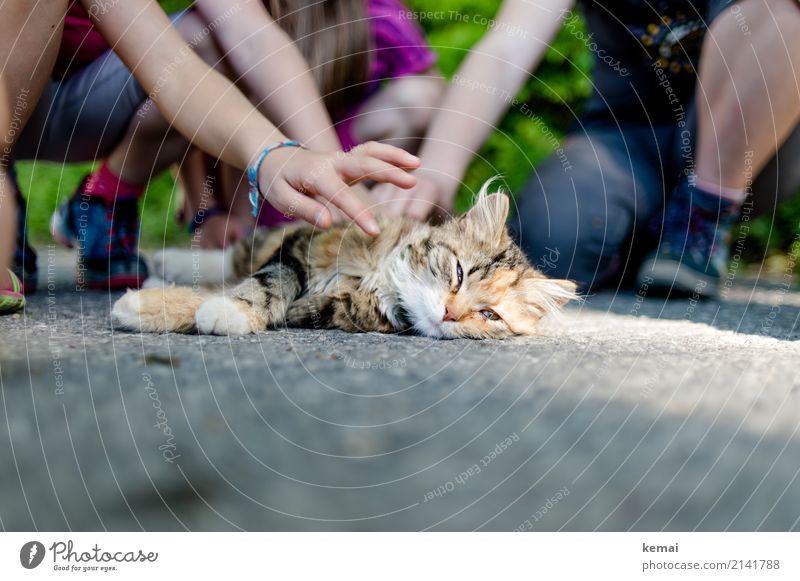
[247,141,305,217]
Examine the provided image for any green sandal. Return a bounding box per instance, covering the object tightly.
[0,269,25,313]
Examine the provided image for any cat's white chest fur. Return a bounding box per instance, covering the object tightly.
[369,251,407,328]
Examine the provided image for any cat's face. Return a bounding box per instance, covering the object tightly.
[394,191,577,339]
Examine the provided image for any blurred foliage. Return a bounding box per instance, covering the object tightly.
[17,0,798,266]
[403,0,594,212]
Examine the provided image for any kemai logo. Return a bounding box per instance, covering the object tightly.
[20,541,46,569]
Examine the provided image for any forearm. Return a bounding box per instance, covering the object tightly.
[417,0,572,199]
[156,57,287,170]
[87,0,287,172]
[233,31,341,151]
[194,0,341,152]
[352,72,444,146]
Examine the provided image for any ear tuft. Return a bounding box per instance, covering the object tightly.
[522,276,579,317]
[462,177,510,240]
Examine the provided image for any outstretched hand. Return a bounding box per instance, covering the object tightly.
[258,141,420,235]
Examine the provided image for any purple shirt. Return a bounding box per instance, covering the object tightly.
[335,0,437,150]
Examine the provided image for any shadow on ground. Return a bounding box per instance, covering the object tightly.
[1,268,800,531]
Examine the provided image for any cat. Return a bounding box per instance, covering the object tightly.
[111,183,578,339]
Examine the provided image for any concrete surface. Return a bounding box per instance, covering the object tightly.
[1,249,800,531]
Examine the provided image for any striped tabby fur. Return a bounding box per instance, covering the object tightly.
[112,184,577,339]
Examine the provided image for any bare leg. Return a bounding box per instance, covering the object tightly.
[696,0,800,190]
[179,153,252,249]
[638,0,800,295]
[0,171,15,289]
[0,0,67,287]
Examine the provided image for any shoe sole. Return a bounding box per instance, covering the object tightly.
[637,257,720,298]
[84,274,146,291]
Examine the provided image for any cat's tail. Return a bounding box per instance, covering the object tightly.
[112,286,208,333]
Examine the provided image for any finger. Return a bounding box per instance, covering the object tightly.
[266,180,332,230]
[353,141,421,169]
[337,157,417,189]
[313,174,380,236]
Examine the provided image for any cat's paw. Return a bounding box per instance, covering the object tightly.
[112,290,144,331]
[195,296,255,335]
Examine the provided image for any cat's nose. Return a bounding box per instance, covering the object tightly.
[443,306,458,322]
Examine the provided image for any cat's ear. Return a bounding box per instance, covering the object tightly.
[462,180,510,242]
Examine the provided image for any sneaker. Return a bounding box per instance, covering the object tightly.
[9,168,38,294]
[50,178,148,290]
[0,269,25,313]
[637,178,741,298]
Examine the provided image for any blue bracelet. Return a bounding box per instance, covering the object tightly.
[247,141,305,217]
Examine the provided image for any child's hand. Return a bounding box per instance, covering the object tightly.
[372,172,455,221]
[327,183,374,224]
[258,142,420,235]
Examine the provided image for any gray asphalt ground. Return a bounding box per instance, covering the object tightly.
[2,250,800,531]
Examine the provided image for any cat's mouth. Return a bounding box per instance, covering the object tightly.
[413,312,459,339]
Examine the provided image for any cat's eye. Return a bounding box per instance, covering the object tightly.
[480,309,500,321]
[455,261,464,289]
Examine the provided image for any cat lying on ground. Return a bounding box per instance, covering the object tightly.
[112,183,577,339]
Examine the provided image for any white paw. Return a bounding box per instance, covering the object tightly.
[195,296,254,335]
[153,247,232,286]
[112,291,143,330]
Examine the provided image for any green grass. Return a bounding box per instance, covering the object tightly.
[17,161,188,247]
[17,0,799,264]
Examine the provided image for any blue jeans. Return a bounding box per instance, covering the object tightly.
[512,115,800,291]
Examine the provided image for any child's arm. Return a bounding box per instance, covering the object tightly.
[374,0,573,220]
[193,0,341,152]
[350,68,445,152]
[82,0,418,235]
